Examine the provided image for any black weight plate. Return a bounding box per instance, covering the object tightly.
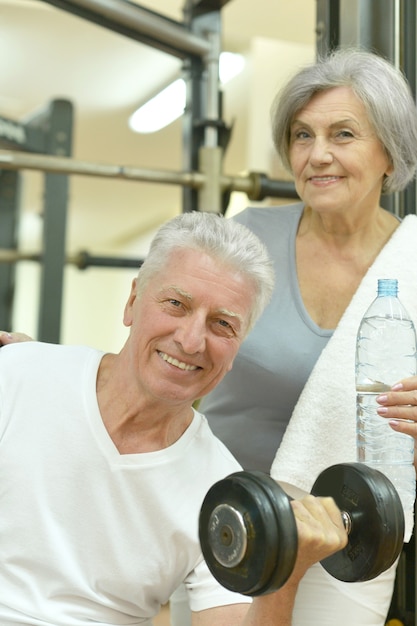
[247,471,299,594]
[311,462,405,582]
[199,471,298,596]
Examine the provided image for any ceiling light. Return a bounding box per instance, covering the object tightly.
[129,79,186,134]
[218,51,245,83]
[129,52,245,134]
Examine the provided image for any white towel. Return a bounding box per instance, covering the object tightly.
[271,214,417,541]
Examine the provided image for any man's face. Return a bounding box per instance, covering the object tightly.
[123,248,255,406]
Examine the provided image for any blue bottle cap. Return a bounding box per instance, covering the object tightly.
[377,278,398,296]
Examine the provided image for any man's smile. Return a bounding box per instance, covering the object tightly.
[158,351,200,371]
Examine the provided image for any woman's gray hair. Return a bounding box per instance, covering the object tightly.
[136,211,275,333]
[271,48,417,193]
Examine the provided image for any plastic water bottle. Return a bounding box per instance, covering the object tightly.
[356,278,416,519]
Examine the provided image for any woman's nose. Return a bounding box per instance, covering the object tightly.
[309,137,334,166]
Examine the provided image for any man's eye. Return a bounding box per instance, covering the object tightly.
[168,299,181,307]
[215,319,237,337]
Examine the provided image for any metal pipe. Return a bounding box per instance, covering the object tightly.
[0,248,144,270]
[42,0,211,58]
[0,249,38,264]
[0,149,298,200]
[0,149,205,188]
[73,250,144,270]
[242,172,299,200]
[205,29,221,148]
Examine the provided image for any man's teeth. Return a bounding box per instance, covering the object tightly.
[160,352,198,371]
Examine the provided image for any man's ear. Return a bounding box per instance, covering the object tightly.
[123,278,138,328]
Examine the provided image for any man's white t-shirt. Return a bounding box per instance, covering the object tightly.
[0,342,249,625]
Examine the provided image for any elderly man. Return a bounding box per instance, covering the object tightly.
[0,212,346,626]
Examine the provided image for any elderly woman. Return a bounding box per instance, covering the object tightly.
[197,48,417,626]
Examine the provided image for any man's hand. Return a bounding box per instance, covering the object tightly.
[221,494,349,626]
[289,494,348,584]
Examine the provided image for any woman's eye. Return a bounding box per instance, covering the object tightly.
[293,130,310,140]
[337,130,354,139]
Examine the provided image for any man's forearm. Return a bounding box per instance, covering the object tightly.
[243,579,300,626]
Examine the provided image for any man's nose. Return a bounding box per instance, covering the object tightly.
[174,315,207,354]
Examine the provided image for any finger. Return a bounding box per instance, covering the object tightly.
[0,331,13,345]
[288,496,348,582]
[392,376,417,392]
[0,331,33,345]
[377,403,417,422]
[388,418,417,439]
[292,495,347,552]
[296,495,347,540]
[376,377,417,409]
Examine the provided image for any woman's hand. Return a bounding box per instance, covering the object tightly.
[0,331,34,346]
[376,376,417,441]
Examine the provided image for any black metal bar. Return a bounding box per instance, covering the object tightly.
[0,249,144,271]
[73,251,144,270]
[0,115,46,153]
[37,100,73,344]
[181,4,230,213]
[401,3,417,613]
[181,46,209,210]
[186,0,231,17]
[315,0,340,58]
[246,173,298,201]
[400,0,416,217]
[0,170,21,331]
[0,117,27,150]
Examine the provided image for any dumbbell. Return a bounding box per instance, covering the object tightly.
[198,462,405,596]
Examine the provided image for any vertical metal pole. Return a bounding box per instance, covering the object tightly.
[182,2,226,214]
[204,28,221,149]
[398,4,417,622]
[181,53,205,213]
[316,0,340,58]
[337,0,401,216]
[197,21,224,214]
[400,0,417,218]
[0,170,20,330]
[37,99,73,343]
[339,0,397,59]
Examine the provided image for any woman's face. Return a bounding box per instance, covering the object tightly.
[288,86,393,217]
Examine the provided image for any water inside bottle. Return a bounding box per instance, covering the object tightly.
[357,389,416,514]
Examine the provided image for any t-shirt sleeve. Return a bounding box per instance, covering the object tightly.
[185,558,252,612]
